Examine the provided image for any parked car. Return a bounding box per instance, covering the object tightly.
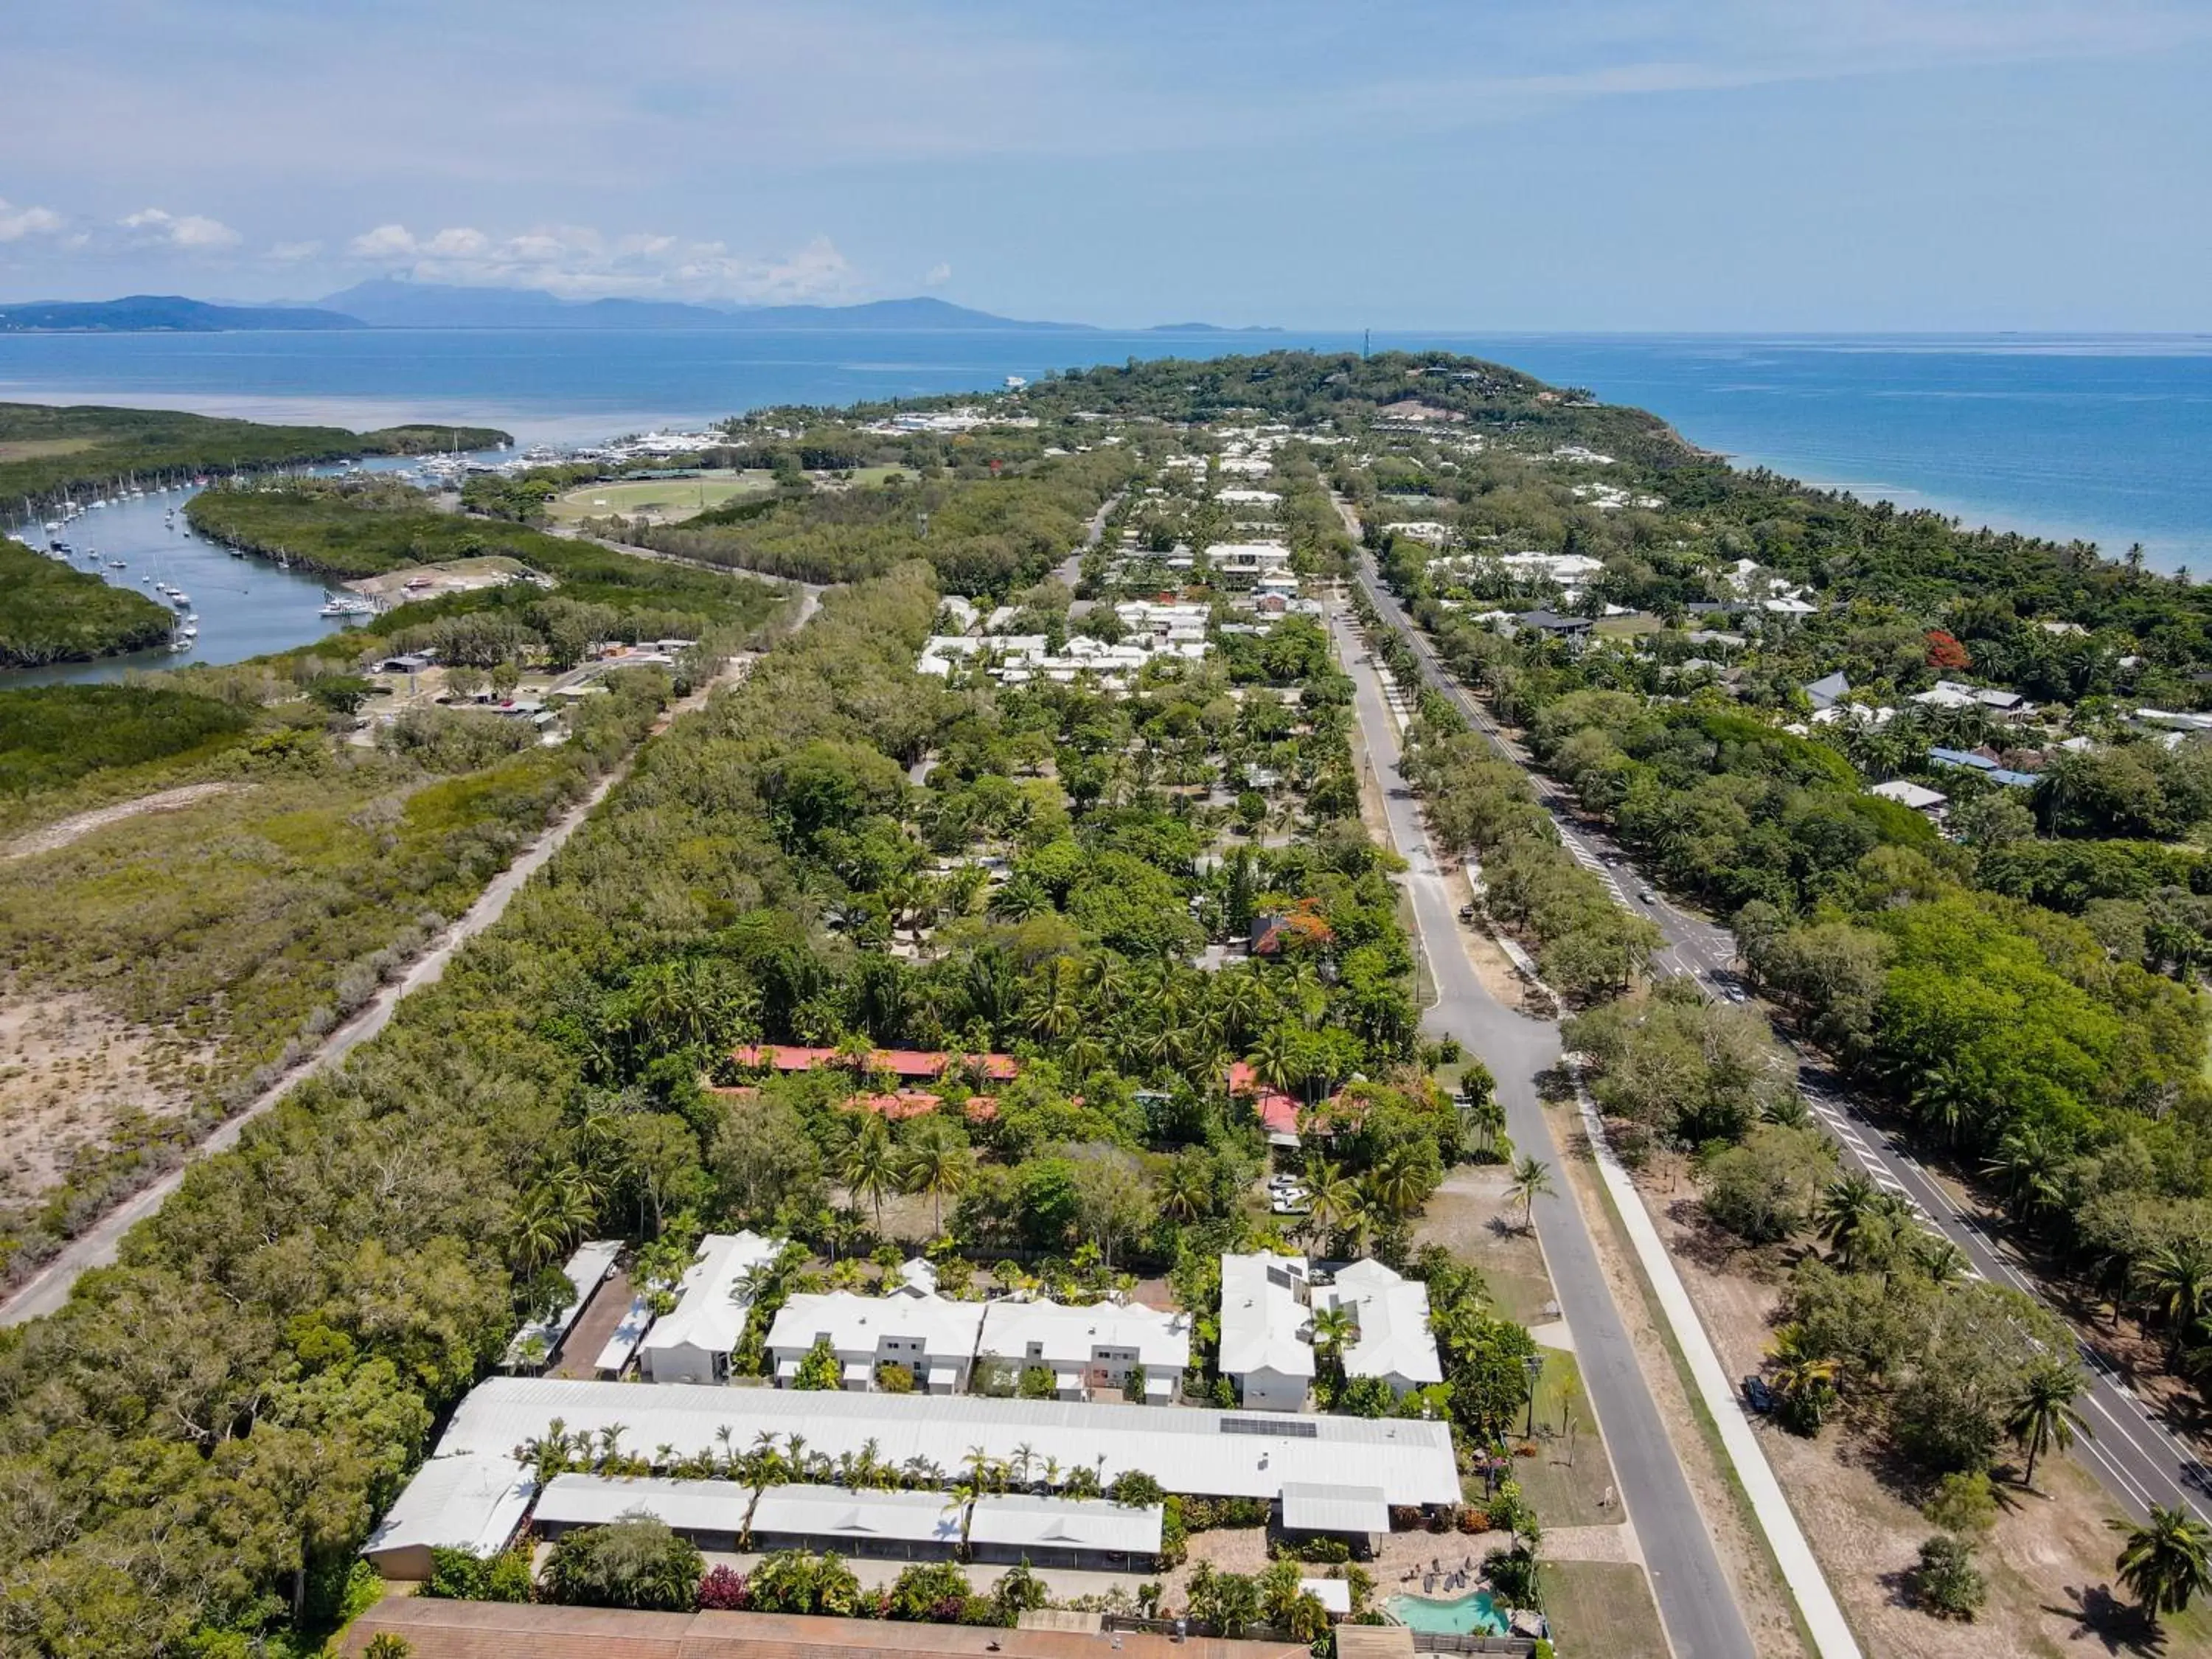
[1456,904,1477,922]
[1741,1375,1777,1414]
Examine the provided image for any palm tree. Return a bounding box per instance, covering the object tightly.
[1366,1146,1429,1220]
[839,1115,900,1234]
[1026,961,1082,1043]
[1506,1155,1554,1232]
[1156,1152,1212,1225]
[2137,1237,2212,1341]
[1304,1161,1359,1244]
[1910,1235,1972,1287]
[1310,1304,1354,1386]
[1063,1031,1110,1081]
[1214,970,1269,1050]
[1983,1124,2065,1221]
[2110,1504,2212,1626]
[2003,1357,2092,1489]
[1247,1023,1302,1098]
[900,1116,975,1237]
[1815,1173,1883,1270]
[1767,1325,1840,1430]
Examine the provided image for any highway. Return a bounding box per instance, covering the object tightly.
[1328,600,1761,1659]
[1344,539,2212,1534]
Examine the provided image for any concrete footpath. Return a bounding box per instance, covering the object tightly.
[1568,1077,1864,1659]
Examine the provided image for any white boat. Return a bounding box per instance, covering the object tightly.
[319,593,376,617]
[170,592,192,608]
[108,559,126,568]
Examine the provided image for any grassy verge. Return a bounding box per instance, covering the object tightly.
[1564,1103,1826,1659]
[1537,1561,1669,1659]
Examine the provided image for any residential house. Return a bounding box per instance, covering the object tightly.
[1219,1252,1317,1411]
[639,1231,785,1385]
[975,1297,1192,1403]
[766,1288,986,1394]
[1312,1260,1443,1399]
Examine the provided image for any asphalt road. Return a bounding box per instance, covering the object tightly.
[1329,599,1759,1659]
[1347,552,2212,1531]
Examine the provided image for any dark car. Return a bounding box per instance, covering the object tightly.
[1741,1375,1777,1414]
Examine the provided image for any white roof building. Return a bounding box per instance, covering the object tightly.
[1913,679,2028,714]
[639,1231,785,1385]
[426,1376,1462,1506]
[529,1474,1164,1568]
[969,1493,1164,1568]
[1871,779,1947,813]
[594,1289,655,1378]
[768,1290,987,1393]
[1315,1261,1443,1395]
[361,1453,535,1579]
[1219,1252,1315,1412]
[749,1484,967,1554]
[502,1239,619,1372]
[535,1473,752,1545]
[1387,522,1455,547]
[977,1298,1192,1402]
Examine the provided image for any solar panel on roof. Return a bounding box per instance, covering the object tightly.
[1221,1415,1316,1439]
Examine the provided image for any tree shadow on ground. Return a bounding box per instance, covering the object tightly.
[2042,1582,2168,1655]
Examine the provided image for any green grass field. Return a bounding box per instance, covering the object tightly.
[1537,1561,1669,1659]
[549,472,773,524]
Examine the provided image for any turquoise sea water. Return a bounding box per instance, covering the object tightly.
[1388,1590,1511,1635]
[4,327,2210,680]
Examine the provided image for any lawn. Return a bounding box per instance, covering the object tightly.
[1537,1561,1669,1659]
[1507,1346,1617,1526]
[549,471,773,525]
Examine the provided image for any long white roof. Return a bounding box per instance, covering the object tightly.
[434,1377,1459,1504]
[751,1483,966,1547]
[641,1231,783,1360]
[768,1290,986,1357]
[977,1298,1191,1371]
[1320,1261,1443,1388]
[1219,1252,1315,1381]
[970,1493,1162,1556]
[536,1472,751,1535]
[363,1453,535,1562]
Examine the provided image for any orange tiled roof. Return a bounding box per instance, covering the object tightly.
[731,1045,1018,1082]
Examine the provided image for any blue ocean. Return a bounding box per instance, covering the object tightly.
[4,327,2210,682]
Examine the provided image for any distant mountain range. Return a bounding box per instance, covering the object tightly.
[0,294,367,333]
[0,281,1284,335]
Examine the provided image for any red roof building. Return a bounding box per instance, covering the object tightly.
[731,1045,1019,1082]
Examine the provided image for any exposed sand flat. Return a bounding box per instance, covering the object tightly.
[1,781,238,861]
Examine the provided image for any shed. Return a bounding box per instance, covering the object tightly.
[748,1484,964,1560]
[360,1454,535,1580]
[968,1494,1164,1571]
[535,1473,750,1551]
[1279,1482,1388,1553]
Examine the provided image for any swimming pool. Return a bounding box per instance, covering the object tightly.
[1388,1590,1510,1636]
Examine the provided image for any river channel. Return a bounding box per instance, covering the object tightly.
[4,458,469,688]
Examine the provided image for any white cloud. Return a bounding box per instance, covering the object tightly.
[120,207,241,249]
[269,239,323,262]
[0,198,64,242]
[345,220,860,304]
[922,262,953,288]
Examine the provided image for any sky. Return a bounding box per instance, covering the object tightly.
[2,0,2208,330]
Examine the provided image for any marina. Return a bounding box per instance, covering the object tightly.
[1,453,493,687]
